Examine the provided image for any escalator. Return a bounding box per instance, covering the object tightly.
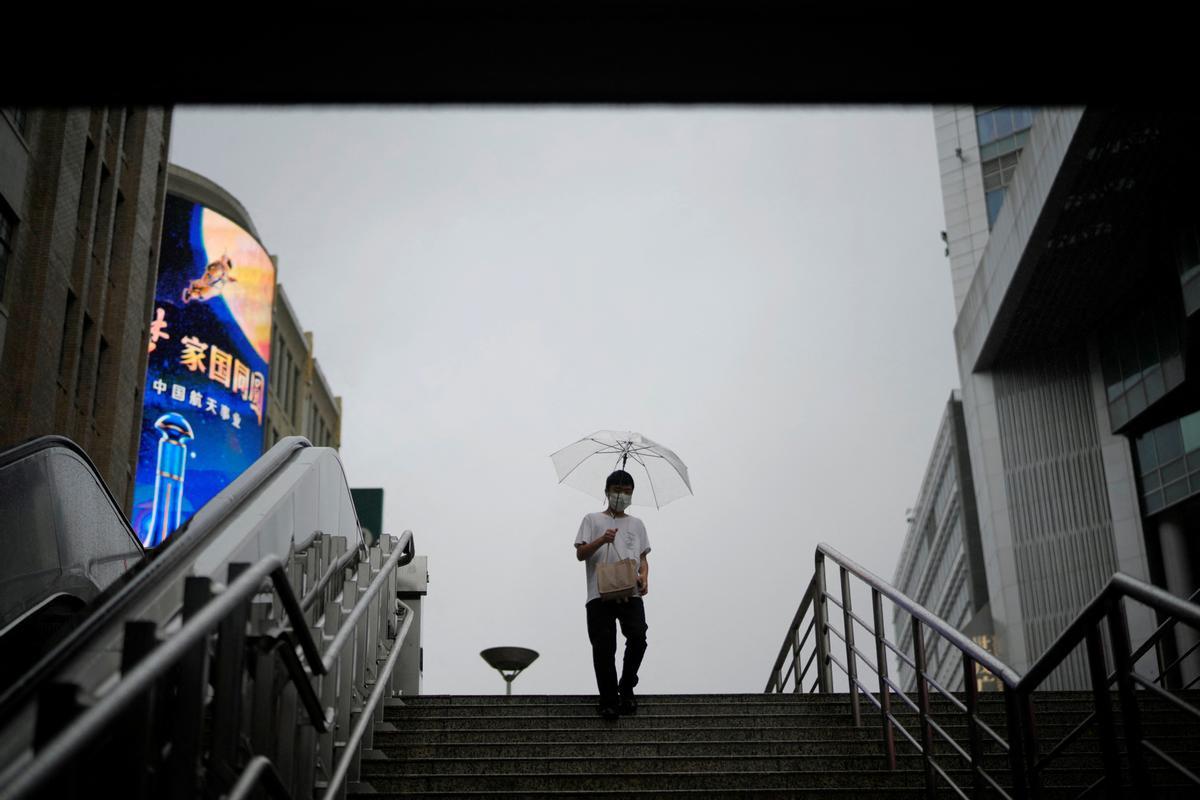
[0,435,423,799]
[0,437,144,690]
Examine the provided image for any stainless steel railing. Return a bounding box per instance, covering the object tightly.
[767,542,1200,799]
[0,530,416,800]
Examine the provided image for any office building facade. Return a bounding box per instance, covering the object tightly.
[933,107,1200,687]
[265,283,342,450]
[0,108,172,509]
[893,392,996,692]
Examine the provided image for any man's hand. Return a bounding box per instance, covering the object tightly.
[638,578,649,596]
[577,528,618,561]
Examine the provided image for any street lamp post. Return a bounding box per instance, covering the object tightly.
[480,647,539,696]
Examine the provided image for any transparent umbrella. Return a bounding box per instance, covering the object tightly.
[550,430,693,509]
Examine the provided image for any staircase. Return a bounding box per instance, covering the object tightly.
[351,691,1200,798]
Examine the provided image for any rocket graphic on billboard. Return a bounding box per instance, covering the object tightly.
[145,412,194,547]
[132,195,274,547]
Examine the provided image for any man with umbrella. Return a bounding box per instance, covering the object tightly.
[553,431,691,720]
[574,469,651,720]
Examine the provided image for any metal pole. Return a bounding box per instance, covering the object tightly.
[1086,627,1121,800]
[814,551,832,693]
[912,620,936,797]
[962,654,984,799]
[841,567,861,727]
[872,589,896,771]
[1003,685,1029,800]
[1107,597,1150,790]
[167,577,213,800]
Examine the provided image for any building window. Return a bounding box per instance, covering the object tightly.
[975,107,1034,147]
[1100,303,1184,430]
[1134,411,1200,515]
[981,151,1021,229]
[3,107,27,137]
[1176,224,1200,316]
[0,205,14,301]
[58,290,77,379]
[92,336,108,418]
[74,313,93,401]
[121,108,137,158]
[976,107,1035,229]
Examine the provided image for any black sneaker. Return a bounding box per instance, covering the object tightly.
[618,690,638,716]
[598,704,619,721]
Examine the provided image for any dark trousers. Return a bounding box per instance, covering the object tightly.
[586,597,648,706]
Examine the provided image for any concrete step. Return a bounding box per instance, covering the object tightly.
[374,739,897,759]
[358,769,944,792]
[375,726,882,745]
[354,766,1196,793]
[400,694,856,705]
[362,755,912,776]
[349,789,1200,800]
[399,691,1176,705]
[356,692,1200,799]
[387,699,1139,719]
[361,751,1200,776]
[353,790,929,799]
[381,710,1200,737]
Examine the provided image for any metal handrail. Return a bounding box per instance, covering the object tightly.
[321,537,412,672]
[764,575,817,692]
[766,542,1200,799]
[0,554,287,799]
[321,600,414,800]
[302,543,363,612]
[1128,585,1200,684]
[814,543,1020,686]
[0,436,312,719]
[226,756,293,800]
[0,529,417,800]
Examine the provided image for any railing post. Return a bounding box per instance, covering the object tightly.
[841,567,862,727]
[167,577,213,800]
[119,620,161,800]
[250,637,281,770]
[33,682,84,797]
[911,619,936,797]
[814,551,832,693]
[1107,596,1150,790]
[276,680,300,796]
[1085,626,1122,799]
[1003,685,1030,800]
[791,626,802,694]
[872,589,896,771]
[318,600,343,788]
[1019,692,1040,799]
[962,654,984,799]
[211,562,251,789]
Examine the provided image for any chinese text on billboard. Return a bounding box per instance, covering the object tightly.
[132,195,274,547]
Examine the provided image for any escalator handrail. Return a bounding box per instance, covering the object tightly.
[0,434,144,556]
[0,436,312,720]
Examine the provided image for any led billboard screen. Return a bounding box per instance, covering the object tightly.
[132,195,274,547]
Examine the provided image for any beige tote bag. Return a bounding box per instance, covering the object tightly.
[597,543,639,601]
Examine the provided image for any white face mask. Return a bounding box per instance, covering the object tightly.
[608,492,632,513]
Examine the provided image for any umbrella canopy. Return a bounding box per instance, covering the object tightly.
[550,430,692,509]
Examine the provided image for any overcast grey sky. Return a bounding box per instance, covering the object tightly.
[170,108,959,695]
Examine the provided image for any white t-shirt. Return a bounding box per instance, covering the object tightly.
[575,511,651,604]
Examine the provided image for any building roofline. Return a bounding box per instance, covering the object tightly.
[311,357,336,406]
[166,163,264,243]
[272,283,305,339]
[892,395,959,586]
